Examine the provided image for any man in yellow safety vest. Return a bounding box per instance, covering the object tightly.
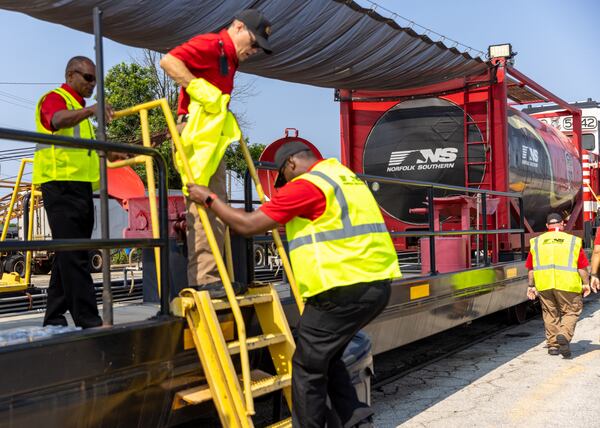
[33,56,114,328]
[186,141,401,427]
[526,213,591,358]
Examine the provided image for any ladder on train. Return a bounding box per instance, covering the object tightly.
[463,85,498,264]
[158,105,303,427]
[463,85,491,190]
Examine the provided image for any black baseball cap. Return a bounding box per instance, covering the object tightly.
[235,9,273,54]
[274,141,313,188]
[546,213,563,224]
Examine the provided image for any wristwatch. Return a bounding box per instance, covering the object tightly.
[204,193,218,208]
[528,284,535,288]
[591,273,599,279]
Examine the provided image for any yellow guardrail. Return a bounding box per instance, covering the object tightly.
[237,136,304,314]
[111,101,164,297]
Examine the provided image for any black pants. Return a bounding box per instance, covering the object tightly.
[292,279,391,428]
[41,181,102,328]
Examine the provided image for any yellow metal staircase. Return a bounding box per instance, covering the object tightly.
[156,103,300,427]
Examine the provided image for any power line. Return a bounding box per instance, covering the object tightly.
[0,96,33,111]
[0,82,60,85]
[0,90,35,105]
[360,0,486,58]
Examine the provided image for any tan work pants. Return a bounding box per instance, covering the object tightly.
[185,157,228,286]
[538,288,583,348]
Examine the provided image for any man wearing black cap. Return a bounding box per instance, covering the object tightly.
[526,213,591,358]
[160,9,272,294]
[187,141,401,427]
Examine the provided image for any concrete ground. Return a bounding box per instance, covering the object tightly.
[373,294,600,428]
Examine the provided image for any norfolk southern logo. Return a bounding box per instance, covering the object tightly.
[387,148,458,172]
[521,146,539,168]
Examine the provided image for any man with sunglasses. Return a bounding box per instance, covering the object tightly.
[526,213,591,358]
[33,55,114,328]
[186,141,400,428]
[160,9,272,296]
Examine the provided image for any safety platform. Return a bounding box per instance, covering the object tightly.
[373,294,600,427]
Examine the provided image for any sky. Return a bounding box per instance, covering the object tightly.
[0,0,598,194]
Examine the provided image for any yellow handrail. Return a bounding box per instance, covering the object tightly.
[585,181,600,203]
[110,102,163,298]
[24,186,40,285]
[237,136,304,314]
[157,98,255,415]
[1,158,32,242]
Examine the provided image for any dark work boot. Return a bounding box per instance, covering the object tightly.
[194,281,248,300]
[556,334,572,358]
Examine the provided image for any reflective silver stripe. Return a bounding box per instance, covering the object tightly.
[533,237,541,268]
[308,171,352,228]
[288,222,387,251]
[566,235,576,269]
[533,264,578,272]
[288,169,387,251]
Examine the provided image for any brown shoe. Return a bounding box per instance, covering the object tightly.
[556,334,572,358]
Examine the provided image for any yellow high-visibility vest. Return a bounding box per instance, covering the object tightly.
[530,230,582,293]
[285,158,401,299]
[33,87,99,184]
[176,78,240,192]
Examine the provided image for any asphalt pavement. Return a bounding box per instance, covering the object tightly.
[373,292,600,427]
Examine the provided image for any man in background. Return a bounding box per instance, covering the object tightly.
[526,213,591,358]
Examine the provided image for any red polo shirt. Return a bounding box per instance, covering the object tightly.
[39,84,86,132]
[260,160,327,224]
[525,229,588,270]
[169,28,238,115]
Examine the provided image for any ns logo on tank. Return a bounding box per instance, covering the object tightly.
[521,146,539,168]
[387,147,458,172]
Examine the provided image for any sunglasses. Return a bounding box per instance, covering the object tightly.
[248,30,260,49]
[73,70,96,83]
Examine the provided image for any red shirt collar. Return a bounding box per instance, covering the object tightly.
[307,158,325,172]
[219,28,239,68]
[61,83,86,107]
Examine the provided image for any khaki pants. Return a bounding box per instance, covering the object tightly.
[538,288,583,348]
[185,159,227,286]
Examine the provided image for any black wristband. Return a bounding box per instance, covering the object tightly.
[591,273,599,279]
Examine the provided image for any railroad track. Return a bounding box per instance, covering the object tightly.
[0,279,143,315]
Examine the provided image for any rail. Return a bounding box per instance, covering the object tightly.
[247,161,526,276]
[0,127,171,314]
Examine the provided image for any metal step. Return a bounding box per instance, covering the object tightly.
[211,292,273,311]
[173,383,212,407]
[227,332,287,355]
[174,370,291,407]
[267,417,292,428]
[250,372,292,398]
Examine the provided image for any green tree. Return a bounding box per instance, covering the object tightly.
[103,50,264,193]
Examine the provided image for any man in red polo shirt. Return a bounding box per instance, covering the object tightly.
[526,213,591,357]
[160,9,272,294]
[34,56,114,328]
[186,141,399,427]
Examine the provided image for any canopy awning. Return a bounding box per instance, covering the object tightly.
[0,0,490,91]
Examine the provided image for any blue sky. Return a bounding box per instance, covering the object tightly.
[0,0,598,188]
